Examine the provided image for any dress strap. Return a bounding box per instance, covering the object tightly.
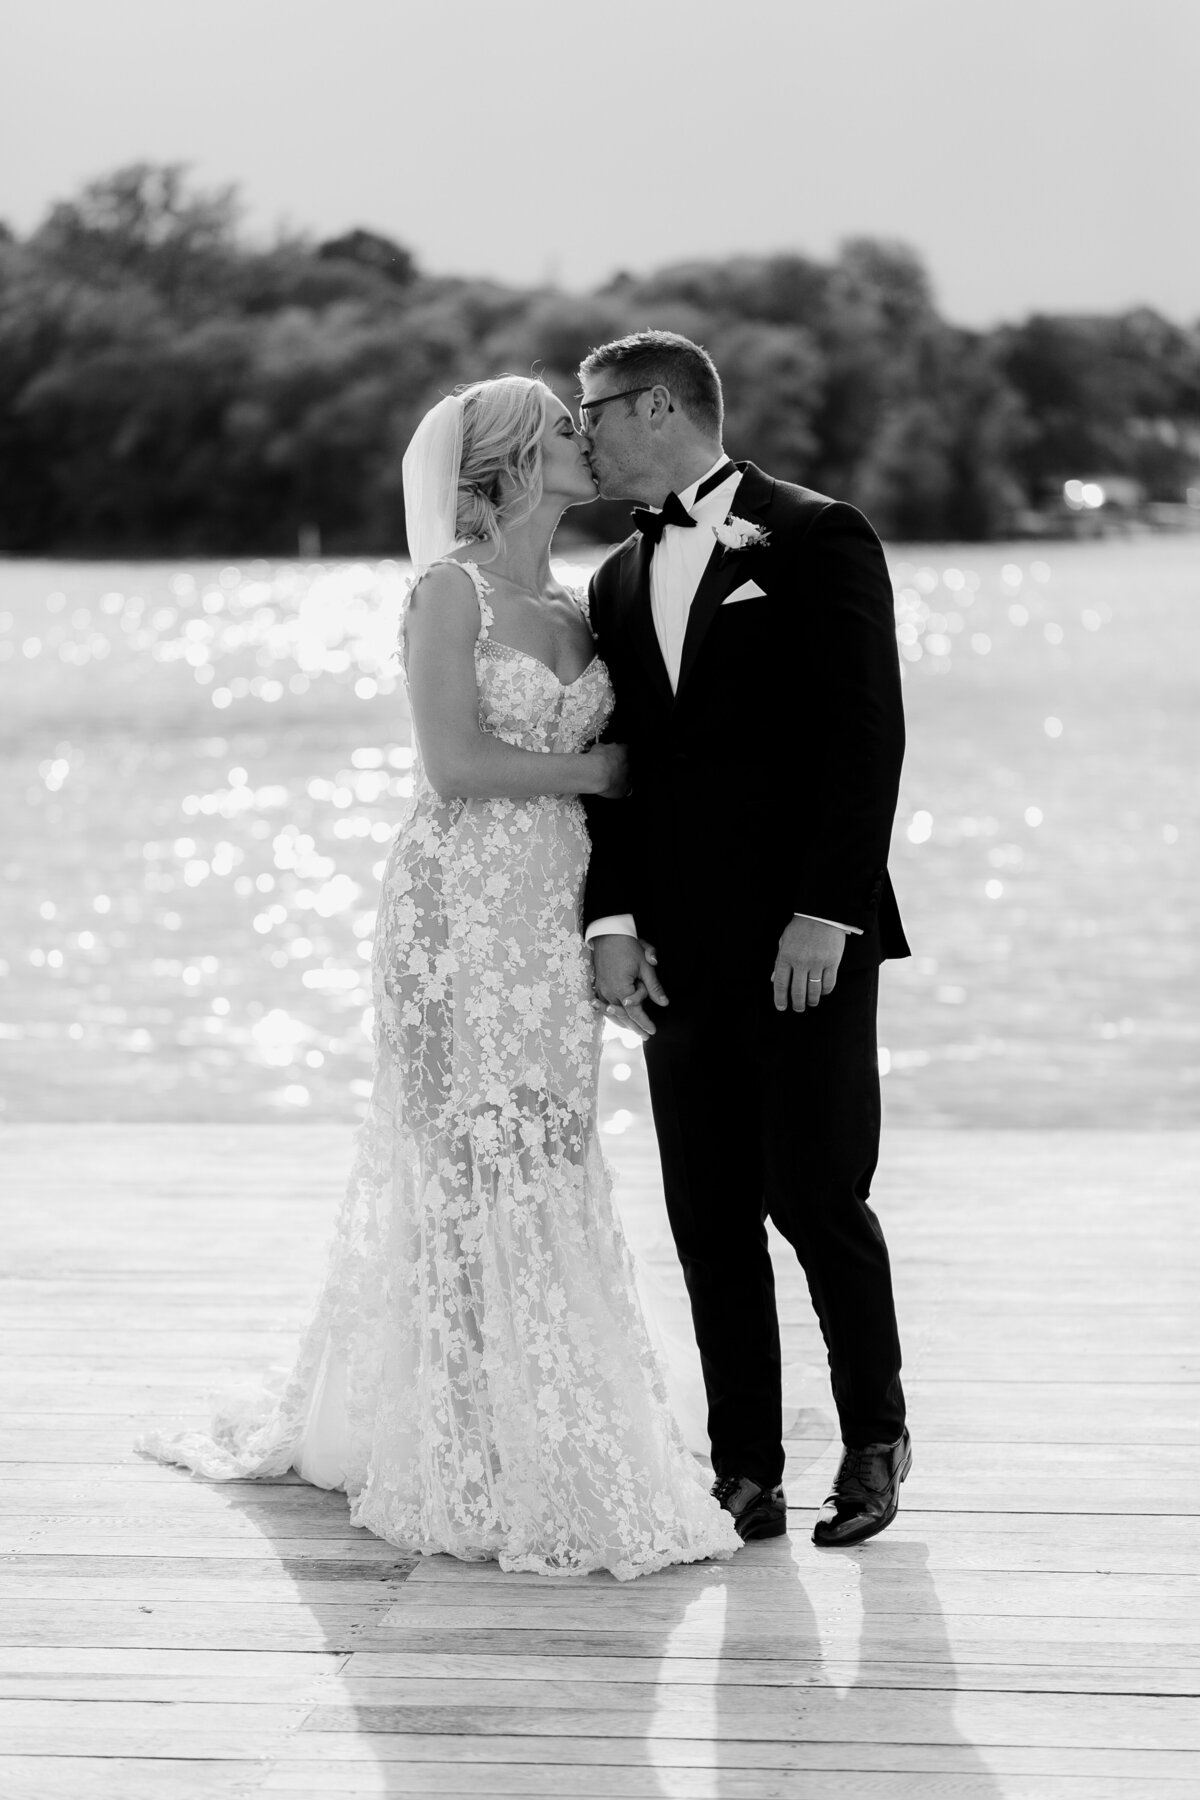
[457,561,495,639]
[410,556,495,640]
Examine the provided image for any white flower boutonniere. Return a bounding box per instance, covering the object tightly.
[713,514,770,551]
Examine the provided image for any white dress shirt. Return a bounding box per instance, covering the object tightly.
[650,457,742,690]
[586,455,859,944]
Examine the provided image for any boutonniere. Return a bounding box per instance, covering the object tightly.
[713,514,769,551]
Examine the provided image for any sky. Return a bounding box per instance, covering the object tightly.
[3,0,1198,326]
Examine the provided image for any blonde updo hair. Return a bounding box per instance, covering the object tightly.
[453,375,550,556]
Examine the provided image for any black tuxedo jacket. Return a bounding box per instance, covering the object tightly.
[582,463,910,979]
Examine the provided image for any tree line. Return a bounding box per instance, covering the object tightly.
[1,163,1197,554]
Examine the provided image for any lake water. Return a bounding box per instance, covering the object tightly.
[1,536,1197,1128]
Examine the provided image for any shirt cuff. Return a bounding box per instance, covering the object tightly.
[585,913,638,942]
[795,912,863,936]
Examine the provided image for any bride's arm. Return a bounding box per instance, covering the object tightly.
[404,569,626,801]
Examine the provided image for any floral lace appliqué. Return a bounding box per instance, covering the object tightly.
[139,560,740,1581]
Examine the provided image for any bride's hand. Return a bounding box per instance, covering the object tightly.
[593,935,668,1038]
[582,742,630,799]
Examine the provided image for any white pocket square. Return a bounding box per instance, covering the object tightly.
[722,580,767,605]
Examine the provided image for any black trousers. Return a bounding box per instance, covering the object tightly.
[642,960,905,1486]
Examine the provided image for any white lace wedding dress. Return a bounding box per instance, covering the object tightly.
[141,562,740,1581]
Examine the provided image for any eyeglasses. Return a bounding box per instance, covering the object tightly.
[577,385,659,425]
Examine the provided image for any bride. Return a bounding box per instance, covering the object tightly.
[141,375,741,1581]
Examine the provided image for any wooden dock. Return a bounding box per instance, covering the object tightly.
[1,1124,1197,1798]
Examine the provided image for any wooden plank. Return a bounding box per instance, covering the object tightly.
[0,1756,1191,1800]
[11,1425,1200,1472]
[0,1553,411,1581]
[4,1288,1190,1317]
[0,1721,308,1759]
[0,1515,376,1543]
[0,1478,1184,1532]
[337,1649,1200,1694]
[0,1760,263,1800]
[398,1557,1200,1598]
[0,1119,1188,1170]
[0,1280,318,1302]
[0,1535,402,1561]
[9,1439,1200,1478]
[0,1334,305,1363]
[352,1622,1200,1659]
[11,1343,1198,1380]
[8,1386,1194,1447]
[396,1521,1200,1575]
[0,1647,341,1676]
[0,1460,315,1480]
[376,1583,1200,1625]
[296,1688,1200,1747]
[4,1659,1197,1703]
[322,1663,1200,1701]
[263,1732,1200,1774]
[0,1517,372,1543]
[253,1769,1200,1799]
[0,1695,311,1734]
[0,1670,338,1703]
[0,1691,1196,1755]
[0,1487,365,1517]
[0,1602,393,1650]
[0,1574,414,1603]
[4,1522,1195,1575]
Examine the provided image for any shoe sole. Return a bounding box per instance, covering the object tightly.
[811,1439,913,1549]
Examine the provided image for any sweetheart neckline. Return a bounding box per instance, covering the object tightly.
[481,639,601,691]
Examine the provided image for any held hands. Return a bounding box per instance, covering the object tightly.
[772,917,846,1013]
[582,742,631,799]
[592,934,668,1039]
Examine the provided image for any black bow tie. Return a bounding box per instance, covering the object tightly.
[632,461,738,546]
[632,491,695,544]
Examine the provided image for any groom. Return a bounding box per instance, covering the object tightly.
[579,331,911,1547]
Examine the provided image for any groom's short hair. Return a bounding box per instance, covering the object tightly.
[579,331,723,436]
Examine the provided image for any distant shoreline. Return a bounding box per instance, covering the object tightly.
[3,516,1198,567]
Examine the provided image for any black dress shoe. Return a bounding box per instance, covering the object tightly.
[812,1428,912,1547]
[711,1475,788,1541]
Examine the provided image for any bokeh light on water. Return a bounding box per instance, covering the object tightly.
[880,539,1198,1124]
[1,539,1197,1125]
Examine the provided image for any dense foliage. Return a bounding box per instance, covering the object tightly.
[2,165,1197,553]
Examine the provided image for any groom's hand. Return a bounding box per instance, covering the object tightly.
[592,935,669,1039]
[772,917,846,1013]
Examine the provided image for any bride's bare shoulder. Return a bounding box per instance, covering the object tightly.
[408,558,485,606]
[404,561,493,663]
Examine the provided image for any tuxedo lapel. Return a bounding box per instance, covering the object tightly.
[619,533,675,709]
[674,463,775,702]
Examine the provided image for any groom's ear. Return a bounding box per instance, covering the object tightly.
[648,385,674,427]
